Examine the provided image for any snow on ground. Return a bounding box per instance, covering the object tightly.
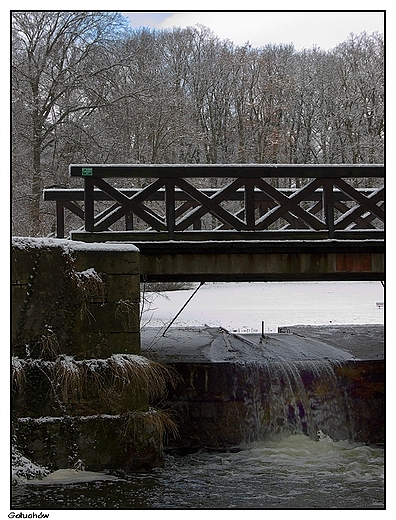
[12,236,139,252]
[12,445,50,483]
[24,469,119,485]
[142,281,384,333]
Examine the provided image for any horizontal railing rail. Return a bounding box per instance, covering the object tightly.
[69,163,384,178]
[44,164,384,240]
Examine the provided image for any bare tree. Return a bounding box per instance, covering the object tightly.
[329,32,384,165]
[12,15,384,237]
[12,11,129,234]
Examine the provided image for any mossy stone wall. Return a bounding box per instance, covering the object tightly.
[12,238,176,472]
[14,414,164,471]
[12,238,141,359]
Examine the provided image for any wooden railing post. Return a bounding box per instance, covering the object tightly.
[56,201,65,238]
[193,217,202,230]
[323,179,335,238]
[165,178,175,240]
[84,177,95,232]
[245,178,255,229]
[125,212,134,230]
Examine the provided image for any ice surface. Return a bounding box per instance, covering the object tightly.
[142,281,384,333]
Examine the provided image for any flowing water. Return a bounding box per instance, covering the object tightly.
[11,433,384,509]
[11,360,385,511]
[11,282,385,510]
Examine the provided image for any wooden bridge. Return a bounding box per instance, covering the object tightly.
[44,164,384,282]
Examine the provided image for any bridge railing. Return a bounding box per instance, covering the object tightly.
[44,164,384,240]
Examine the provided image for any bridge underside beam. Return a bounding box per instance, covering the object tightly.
[135,240,383,283]
[69,234,383,282]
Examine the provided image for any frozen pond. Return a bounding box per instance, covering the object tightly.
[142,281,384,333]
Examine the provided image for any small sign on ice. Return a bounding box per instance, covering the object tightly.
[376,302,384,308]
[232,327,259,334]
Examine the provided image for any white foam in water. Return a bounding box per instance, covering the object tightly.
[152,432,384,509]
[12,432,384,509]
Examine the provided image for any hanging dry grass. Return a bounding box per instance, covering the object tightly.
[51,355,85,402]
[36,327,60,360]
[115,299,139,330]
[45,354,181,411]
[12,357,25,393]
[119,407,179,442]
[12,353,181,417]
[105,354,180,401]
[68,264,106,320]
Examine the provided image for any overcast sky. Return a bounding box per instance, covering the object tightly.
[122,10,384,51]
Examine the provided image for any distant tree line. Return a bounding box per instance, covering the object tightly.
[12,11,384,236]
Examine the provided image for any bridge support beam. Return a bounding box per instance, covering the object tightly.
[136,241,384,282]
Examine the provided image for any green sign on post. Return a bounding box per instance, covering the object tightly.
[82,167,93,177]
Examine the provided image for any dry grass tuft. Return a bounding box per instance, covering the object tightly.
[37,327,61,360]
[12,357,25,393]
[52,356,84,402]
[115,299,139,330]
[105,354,180,401]
[45,354,180,411]
[69,266,106,320]
[119,407,179,442]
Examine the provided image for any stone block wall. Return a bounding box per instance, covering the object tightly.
[12,238,141,359]
[163,360,384,449]
[11,237,178,473]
